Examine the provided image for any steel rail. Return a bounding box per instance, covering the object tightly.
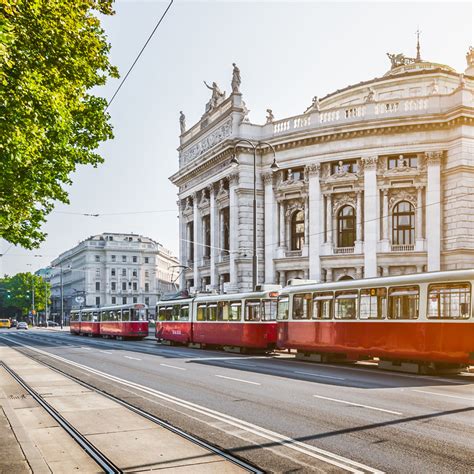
[6,349,263,474]
[0,362,122,474]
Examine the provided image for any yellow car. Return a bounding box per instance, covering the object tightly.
[0,319,11,328]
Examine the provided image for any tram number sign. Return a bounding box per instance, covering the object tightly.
[171,329,182,335]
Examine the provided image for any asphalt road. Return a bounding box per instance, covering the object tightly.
[0,328,472,473]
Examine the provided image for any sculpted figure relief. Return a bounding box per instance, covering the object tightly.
[428,79,439,95]
[231,63,241,93]
[365,87,375,103]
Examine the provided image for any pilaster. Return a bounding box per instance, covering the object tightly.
[307,164,322,280]
[263,172,276,284]
[426,151,442,271]
[362,156,378,277]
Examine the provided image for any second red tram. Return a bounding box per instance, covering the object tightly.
[277,270,474,371]
[156,290,279,352]
[70,304,149,339]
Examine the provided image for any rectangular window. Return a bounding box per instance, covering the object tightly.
[111,268,116,276]
[277,297,289,320]
[95,255,100,262]
[133,297,137,303]
[111,282,116,291]
[122,309,130,322]
[427,283,471,319]
[95,296,100,306]
[172,305,180,321]
[197,304,206,321]
[132,256,137,263]
[230,302,242,321]
[132,269,137,277]
[158,307,172,321]
[262,300,277,321]
[217,302,230,321]
[293,293,312,320]
[145,270,149,278]
[145,297,149,306]
[207,304,217,321]
[95,268,100,276]
[111,296,116,304]
[334,291,358,319]
[95,281,100,291]
[111,255,116,262]
[312,292,333,319]
[122,297,127,305]
[122,282,127,291]
[360,288,387,319]
[122,269,126,277]
[122,255,127,262]
[145,282,149,292]
[331,160,359,174]
[388,286,419,319]
[245,300,261,321]
[180,305,189,321]
[145,257,149,264]
[388,154,418,169]
[133,282,137,291]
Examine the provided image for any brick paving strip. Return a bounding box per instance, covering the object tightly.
[0,346,246,473]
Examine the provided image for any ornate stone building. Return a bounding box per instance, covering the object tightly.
[170,47,474,293]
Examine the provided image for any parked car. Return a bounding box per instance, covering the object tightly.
[17,322,28,330]
[46,321,59,327]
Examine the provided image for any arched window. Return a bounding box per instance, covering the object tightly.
[392,201,415,245]
[337,206,356,247]
[291,210,305,250]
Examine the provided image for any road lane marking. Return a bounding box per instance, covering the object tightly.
[225,361,257,367]
[160,363,186,371]
[124,356,141,361]
[313,395,403,415]
[80,347,91,350]
[214,375,261,386]
[99,350,113,354]
[295,371,345,381]
[2,336,382,474]
[412,390,474,402]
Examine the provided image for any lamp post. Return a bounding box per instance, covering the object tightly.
[230,140,279,291]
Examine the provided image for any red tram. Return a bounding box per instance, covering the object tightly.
[156,290,279,352]
[277,270,474,372]
[70,304,149,340]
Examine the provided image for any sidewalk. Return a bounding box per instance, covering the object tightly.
[0,346,246,473]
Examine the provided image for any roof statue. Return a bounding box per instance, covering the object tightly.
[231,63,241,93]
[365,87,375,103]
[203,81,226,112]
[266,109,274,124]
[467,46,474,67]
[179,111,186,134]
[386,52,417,69]
[304,96,320,114]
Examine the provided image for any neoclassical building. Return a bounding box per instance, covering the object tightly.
[170,47,474,293]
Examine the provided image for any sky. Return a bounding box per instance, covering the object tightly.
[2,0,473,276]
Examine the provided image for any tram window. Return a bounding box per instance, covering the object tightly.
[131,308,147,321]
[277,298,289,320]
[207,304,217,321]
[218,302,230,321]
[122,309,130,322]
[388,286,419,319]
[360,288,387,320]
[229,302,241,321]
[109,311,118,322]
[100,311,107,322]
[172,305,180,321]
[197,304,206,321]
[92,312,99,322]
[293,293,312,320]
[158,307,170,321]
[427,283,471,319]
[312,292,333,319]
[245,300,261,321]
[262,300,277,321]
[334,291,358,319]
[180,305,189,321]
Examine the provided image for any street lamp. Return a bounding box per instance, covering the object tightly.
[230,139,279,291]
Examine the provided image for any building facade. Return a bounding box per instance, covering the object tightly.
[170,47,474,293]
[49,233,178,318]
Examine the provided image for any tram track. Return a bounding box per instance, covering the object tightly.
[1,346,263,474]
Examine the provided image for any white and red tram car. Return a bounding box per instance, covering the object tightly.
[70,304,149,339]
[156,290,279,351]
[277,270,474,370]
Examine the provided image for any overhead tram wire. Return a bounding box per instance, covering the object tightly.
[105,0,174,111]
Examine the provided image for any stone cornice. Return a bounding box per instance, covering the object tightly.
[170,109,474,188]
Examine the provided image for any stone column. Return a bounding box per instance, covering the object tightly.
[263,172,276,284]
[325,193,333,248]
[308,164,321,280]
[209,184,218,289]
[192,193,201,290]
[278,201,286,249]
[356,191,363,242]
[426,152,442,271]
[380,189,390,252]
[363,156,378,278]
[303,196,309,257]
[178,200,186,290]
[415,185,424,251]
[229,172,239,289]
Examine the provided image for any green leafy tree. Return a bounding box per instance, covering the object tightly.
[0,0,119,248]
[0,273,51,318]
